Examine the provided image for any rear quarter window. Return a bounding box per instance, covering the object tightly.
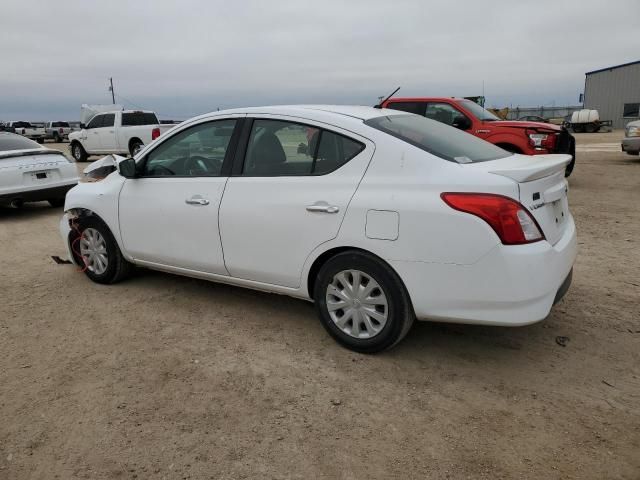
[365,114,511,163]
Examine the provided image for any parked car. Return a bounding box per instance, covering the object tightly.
[68,110,174,162]
[4,121,46,143]
[0,132,78,208]
[518,115,548,123]
[60,105,576,352]
[621,120,640,155]
[44,121,72,143]
[381,97,576,176]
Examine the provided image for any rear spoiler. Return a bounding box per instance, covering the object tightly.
[0,148,65,160]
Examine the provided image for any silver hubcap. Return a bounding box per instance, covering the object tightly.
[133,144,142,154]
[79,228,108,274]
[74,146,81,159]
[326,269,388,339]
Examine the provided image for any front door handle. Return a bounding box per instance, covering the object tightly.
[306,203,339,214]
[185,196,210,206]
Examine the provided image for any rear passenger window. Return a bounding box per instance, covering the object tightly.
[385,102,426,116]
[242,119,364,176]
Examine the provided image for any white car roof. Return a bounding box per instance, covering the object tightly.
[182,105,404,133]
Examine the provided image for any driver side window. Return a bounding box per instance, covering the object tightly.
[86,115,103,129]
[142,119,237,177]
[425,103,467,128]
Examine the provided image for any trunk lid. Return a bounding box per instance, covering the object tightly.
[468,154,572,245]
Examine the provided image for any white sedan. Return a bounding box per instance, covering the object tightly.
[60,105,576,352]
[0,132,78,208]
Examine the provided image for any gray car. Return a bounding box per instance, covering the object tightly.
[621,120,640,155]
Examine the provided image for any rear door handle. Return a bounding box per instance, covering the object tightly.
[306,203,339,214]
[185,196,210,206]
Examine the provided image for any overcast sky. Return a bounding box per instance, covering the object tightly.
[1,0,638,120]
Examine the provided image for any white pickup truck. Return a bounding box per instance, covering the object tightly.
[68,110,175,161]
[44,121,73,143]
[5,121,46,143]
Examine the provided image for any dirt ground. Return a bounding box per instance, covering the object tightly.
[1,132,639,479]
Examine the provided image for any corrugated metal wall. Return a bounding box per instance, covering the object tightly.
[585,63,640,129]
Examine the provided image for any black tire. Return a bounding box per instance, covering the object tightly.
[313,251,414,353]
[36,138,44,144]
[48,198,65,208]
[129,140,143,156]
[585,122,598,133]
[71,217,133,284]
[572,124,585,133]
[71,142,88,162]
[53,133,61,143]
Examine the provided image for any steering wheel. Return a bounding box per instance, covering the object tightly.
[184,155,222,175]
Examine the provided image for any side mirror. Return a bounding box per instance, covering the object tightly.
[452,116,472,130]
[80,123,86,129]
[118,157,138,178]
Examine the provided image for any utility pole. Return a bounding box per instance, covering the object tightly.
[109,78,115,104]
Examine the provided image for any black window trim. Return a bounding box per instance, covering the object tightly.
[231,117,365,178]
[134,117,244,179]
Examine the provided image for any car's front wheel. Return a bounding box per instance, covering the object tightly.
[71,142,88,162]
[313,251,414,353]
[72,217,133,284]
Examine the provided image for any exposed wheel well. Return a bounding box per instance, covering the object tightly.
[306,246,404,299]
[495,143,523,154]
[128,137,143,151]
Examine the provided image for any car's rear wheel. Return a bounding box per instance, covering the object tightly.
[53,132,61,143]
[313,251,414,353]
[72,217,133,284]
[71,142,88,162]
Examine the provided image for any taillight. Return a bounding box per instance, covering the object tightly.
[441,193,545,245]
[151,127,160,140]
[527,129,557,151]
[59,127,64,134]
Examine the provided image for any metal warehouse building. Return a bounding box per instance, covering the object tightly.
[584,60,640,129]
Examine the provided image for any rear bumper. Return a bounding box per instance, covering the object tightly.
[392,215,577,326]
[0,182,77,205]
[621,137,640,154]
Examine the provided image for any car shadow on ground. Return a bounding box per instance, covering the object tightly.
[0,202,62,220]
[118,266,564,366]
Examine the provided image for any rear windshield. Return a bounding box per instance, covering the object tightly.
[52,121,70,127]
[0,133,41,152]
[121,112,159,126]
[365,114,512,163]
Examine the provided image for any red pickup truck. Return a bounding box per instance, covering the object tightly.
[381,97,576,176]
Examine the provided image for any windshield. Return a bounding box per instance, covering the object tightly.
[365,114,512,163]
[458,100,500,121]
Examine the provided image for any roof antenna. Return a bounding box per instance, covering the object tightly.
[375,86,401,108]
